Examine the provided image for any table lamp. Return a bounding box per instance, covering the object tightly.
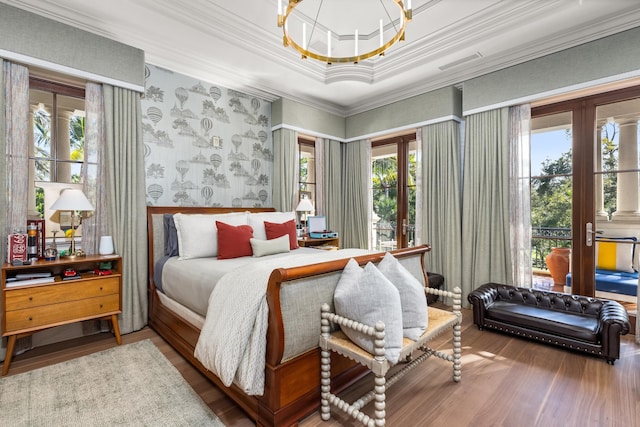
[49,188,94,257]
[296,197,314,236]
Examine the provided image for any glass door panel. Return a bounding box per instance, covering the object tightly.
[594,98,640,300]
[531,111,573,289]
[370,136,417,250]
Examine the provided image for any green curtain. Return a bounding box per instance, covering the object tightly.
[272,128,299,212]
[418,121,463,297]
[461,108,512,304]
[322,139,343,236]
[103,85,147,334]
[341,140,370,249]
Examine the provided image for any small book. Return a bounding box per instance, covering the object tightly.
[5,277,55,287]
[62,274,82,281]
[15,272,52,280]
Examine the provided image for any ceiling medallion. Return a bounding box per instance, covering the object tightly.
[278,0,412,65]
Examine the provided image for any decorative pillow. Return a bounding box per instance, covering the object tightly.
[250,235,290,257]
[334,259,403,365]
[596,237,637,273]
[265,219,299,250]
[173,212,247,260]
[247,211,296,240]
[216,221,254,259]
[377,252,428,340]
[163,214,179,257]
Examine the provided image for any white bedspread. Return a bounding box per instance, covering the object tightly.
[193,248,371,395]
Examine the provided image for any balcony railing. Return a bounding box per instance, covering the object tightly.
[532,226,571,270]
[371,223,415,251]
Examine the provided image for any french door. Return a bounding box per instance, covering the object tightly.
[371,133,416,250]
[532,85,640,296]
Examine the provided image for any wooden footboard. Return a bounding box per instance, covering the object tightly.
[147,206,432,426]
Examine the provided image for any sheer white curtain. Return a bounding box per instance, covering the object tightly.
[461,108,512,304]
[342,140,371,249]
[81,83,109,254]
[416,121,463,296]
[272,128,299,212]
[509,104,532,287]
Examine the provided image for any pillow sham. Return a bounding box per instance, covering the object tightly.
[216,221,254,259]
[173,212,247,260]
[377,252,428,340]
[250,234,290,257]
[334,258,403,365]
[596,237,637,273]
[265,219,299,250]
[247,211,296,240]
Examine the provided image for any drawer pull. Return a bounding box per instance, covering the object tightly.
[29,316,32,321]
[100,287,103,291]
[29,297,33,301]
[100,304,103,308]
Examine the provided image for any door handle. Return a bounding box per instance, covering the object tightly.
[586,222,603,247]
[402,218,408,236]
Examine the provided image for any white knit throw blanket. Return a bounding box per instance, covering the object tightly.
[194,249,370,395]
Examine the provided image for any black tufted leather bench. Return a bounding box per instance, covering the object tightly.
[467,283,630,364]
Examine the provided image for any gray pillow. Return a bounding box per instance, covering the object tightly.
[377,252,428,341]
[333,258,403,364]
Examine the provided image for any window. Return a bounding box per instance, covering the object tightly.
[298,137,316,203]
[29,78,88,237]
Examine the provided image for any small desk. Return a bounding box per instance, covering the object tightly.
[298,237,339,249]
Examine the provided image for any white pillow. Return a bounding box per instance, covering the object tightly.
[250,235,290,257]
[174,212,247,260]
[247,211,296,240]
[334,258,403,365]
[377,252,428,340]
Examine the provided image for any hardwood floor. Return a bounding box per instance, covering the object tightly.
[3,308,638,427]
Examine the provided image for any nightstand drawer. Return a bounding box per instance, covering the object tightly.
[4,293,120,332]
[5,277,120,310]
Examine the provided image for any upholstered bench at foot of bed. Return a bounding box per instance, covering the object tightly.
[467,283,630,365]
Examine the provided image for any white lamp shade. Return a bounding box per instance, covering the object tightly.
[49,188,94,212]
[296,198,314,212]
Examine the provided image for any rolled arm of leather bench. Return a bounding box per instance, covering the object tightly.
[467,283,499,327]
[599,300,631,358]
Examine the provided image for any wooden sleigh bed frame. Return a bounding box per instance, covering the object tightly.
[147,206,433,426]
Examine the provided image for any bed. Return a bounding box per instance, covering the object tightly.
[147,206,433,426]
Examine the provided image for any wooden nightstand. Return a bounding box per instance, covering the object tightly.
[1,254,122,375]
[298,237,339,249]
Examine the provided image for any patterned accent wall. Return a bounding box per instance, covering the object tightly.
[142,64,273,207]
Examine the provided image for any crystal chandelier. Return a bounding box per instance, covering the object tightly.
[278,0,413,64]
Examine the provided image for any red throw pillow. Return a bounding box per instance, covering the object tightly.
[216,221,254,259]
[264,219,299,250]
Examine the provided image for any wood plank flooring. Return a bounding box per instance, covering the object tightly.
[3,308,638,427]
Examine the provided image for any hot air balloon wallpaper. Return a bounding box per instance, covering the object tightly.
[141,64,272,207]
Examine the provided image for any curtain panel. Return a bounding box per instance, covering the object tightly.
[508,104,532,287]
[461,108,512,304]
[103,85,147,334]
[81,83,110,254]
[320,138,343,236]
[272,128,299,212]
[341,140,371,249]
[1,60,31,360]
[417,121,463,298]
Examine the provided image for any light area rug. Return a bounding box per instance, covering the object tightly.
[0,339,224,426]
